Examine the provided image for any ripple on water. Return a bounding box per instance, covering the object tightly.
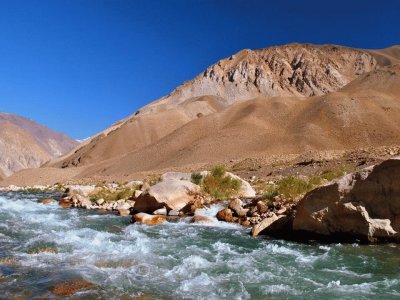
[1,193,400,299]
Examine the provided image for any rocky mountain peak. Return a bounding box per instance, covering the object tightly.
[152,44,377,110]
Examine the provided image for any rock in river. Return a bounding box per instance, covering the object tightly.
[132,213,167,225]
[133,180,200,213]
[293,158,400,243]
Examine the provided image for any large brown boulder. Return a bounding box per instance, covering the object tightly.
[251,214,288,237]
[293,158,400,243]
[133,180,200,213]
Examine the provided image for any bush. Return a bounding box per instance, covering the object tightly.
[320,167,347,181]
[147,175,160,186]
[89,187,134,202]
[276,176,314,198]
[191,172,203,185]
[202,166,241,199]
[262,190,279,200]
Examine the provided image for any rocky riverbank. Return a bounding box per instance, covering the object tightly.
[3,158,400,244]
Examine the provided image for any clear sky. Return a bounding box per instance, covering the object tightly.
[0,0,399,139]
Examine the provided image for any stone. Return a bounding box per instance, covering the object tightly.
[133,180,200,213]
[240,219,251,227]
[229,198,249,217]
[118,209,130,216]
[72,194,91,209]
[126,180,143,189]
[134,190,143,198]
[180,198,203,215]
[117,202,131,210]
[190,215,215,225]
[153,207,167,215]
[293,158,400,243]
[52,279,95,297]
[65,185,96,197]
[216,208,234,222]
[37,198,56,205]
[96,198,105,205]
[256,201,269,214]
[132,213,167,225]
[160,172,192,182]
[251,214,288,236]
[169,210,179,216]
[277,207,287,215]
[59,198,72,208]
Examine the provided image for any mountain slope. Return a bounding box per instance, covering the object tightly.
[3,43,400,186]
[0,113,78,177]
[75,65,400,179]
[55,43,380,168]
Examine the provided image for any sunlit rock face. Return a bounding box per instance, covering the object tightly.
[293,158,400,243]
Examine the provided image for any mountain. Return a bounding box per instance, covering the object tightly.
[54,44,379,168]
[75,64,400,178]
[0,113,79,177]
[2,43,400,186]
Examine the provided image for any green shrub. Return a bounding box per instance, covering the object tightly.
[262,189,279,200]
[320,167,347,181]
[276,176,314,198]
[202,166,241,199]
[191,172,203,185]
[147,175,160,186]
[89,187,134,202]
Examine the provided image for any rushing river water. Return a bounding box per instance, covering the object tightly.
[0,192,400,299]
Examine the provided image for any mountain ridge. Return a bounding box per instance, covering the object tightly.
[0,113,79,177]
[2,43,400,186]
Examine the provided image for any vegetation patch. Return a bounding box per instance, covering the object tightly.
[190,172,203,185]
[200,166,242,200]
[262,166,349,200]
[89,187,134,202]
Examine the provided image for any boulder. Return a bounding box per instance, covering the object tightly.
[180,198,203,215]
[160,172,192,182]
[251,214,288,237]
[126,180,143,189]
[216,208,234,222]
[96,198,105,205]
[118,209,130,216]
[65,185,96,197]
[133,180,200,213]
[59,198,72,208]
[190,215,214,225]
[134,190,143,198]
[293,158,400,243]
[229,198,249,217]
[168,210,179,216]
[132,213,167,225]
[72,194,92,209]
[117,202,131,210]
[37,198,56,205]
[153,207,167,215]
[256,200,269,214]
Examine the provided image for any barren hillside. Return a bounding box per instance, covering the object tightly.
[3,43,400,186]
[0,113,78,177]
[55,44,381,169]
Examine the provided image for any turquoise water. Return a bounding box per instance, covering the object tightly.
[0,192,399,299]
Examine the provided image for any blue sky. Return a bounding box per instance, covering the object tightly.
[0,0,399,139]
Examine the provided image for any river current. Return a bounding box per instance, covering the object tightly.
[0,192,399,299]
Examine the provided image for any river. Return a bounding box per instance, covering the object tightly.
[0,192,399,299]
